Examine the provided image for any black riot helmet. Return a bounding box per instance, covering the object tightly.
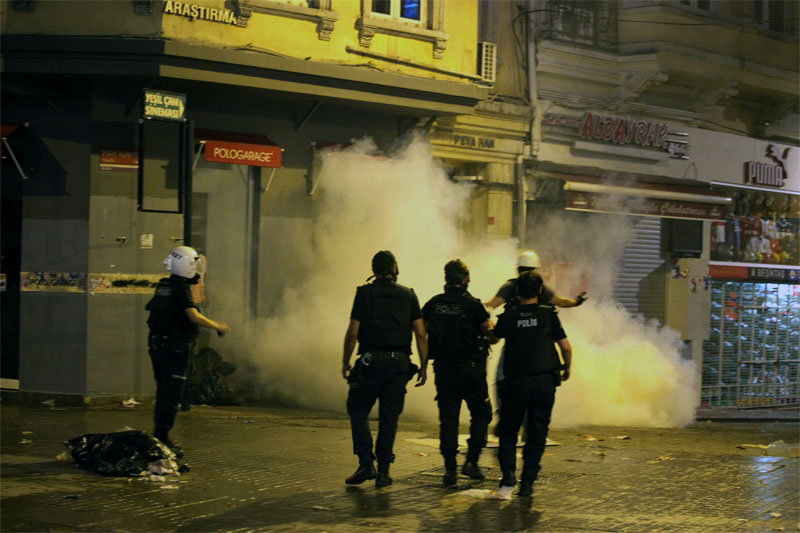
[371,250,398,279]
[444,259,469,286]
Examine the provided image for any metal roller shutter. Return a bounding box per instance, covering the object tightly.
[612,216,666,323]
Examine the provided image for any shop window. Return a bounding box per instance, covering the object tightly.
[702,280,799,408]
[709,187,799,266]
[358,0,448,58]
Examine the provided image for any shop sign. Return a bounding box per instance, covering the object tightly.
[543,112,690,159]
[21,272,87,293]
[163,1,238,25]
[204,140,282,168]
[708,264,800,281]
[452,134,496,150]
[143,90,186,121]
[743,145,792,189]
[100,149,138,171]
[566,191,724,220]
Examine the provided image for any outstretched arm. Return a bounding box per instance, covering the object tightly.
[552,292,587,308]
[185,308,228,335]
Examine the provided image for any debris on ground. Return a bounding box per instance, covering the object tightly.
[19,439,32,444]
[648,456,675,463]
[461,488,513,500]
[121,398,140,408]
[313,506,333,511]
[413,452,428,457]
[64,430,185,477]
[583,435,604,441]
[184,347,238,406]
[41,399,55,407]
[56,451,71,461]
[737,443,770,450]
[22,431,33,435]
[63,495,80,499]
[591,451,607,457]
[612,435,631,440]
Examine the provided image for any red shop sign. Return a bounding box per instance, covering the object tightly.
[204,140,282,168]
[708,265,748,279]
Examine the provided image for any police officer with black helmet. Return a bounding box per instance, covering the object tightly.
[342,250,429,488]
[488,270,572,499]
[146,246,229,457]
[422,259,492,486]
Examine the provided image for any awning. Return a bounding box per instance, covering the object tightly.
[537,171,732,221]
[195,128,282,168]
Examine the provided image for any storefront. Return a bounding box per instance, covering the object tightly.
[700,150,799,408]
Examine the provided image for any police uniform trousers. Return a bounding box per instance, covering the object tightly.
[496,373,556,484]
[148,334,191,442]
[434,359,492,462]
[346,356,408,465]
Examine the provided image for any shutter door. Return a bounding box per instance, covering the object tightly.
[613,216,666,323]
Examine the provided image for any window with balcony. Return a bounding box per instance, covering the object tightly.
[754,0,788,33]
[371,0,423,24]
[680,0,713,11]
[540,0,617,51]
[233,0,337,40]
[357,0,448,58]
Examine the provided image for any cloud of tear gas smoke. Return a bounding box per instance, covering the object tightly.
[241,138,696,429]
[525,194,697,428]
[244,136,517,420]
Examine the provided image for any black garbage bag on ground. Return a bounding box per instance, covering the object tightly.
[185,347,238,405]
[65,430,179,476]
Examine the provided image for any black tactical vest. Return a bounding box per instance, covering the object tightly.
[146,276,198,342]
[356,279,413,350]
[502,304,561,376]
[426,289,486,362]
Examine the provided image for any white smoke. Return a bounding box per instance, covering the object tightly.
[237,136,696,428]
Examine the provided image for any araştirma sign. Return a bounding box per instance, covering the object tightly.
[163,1,238,25]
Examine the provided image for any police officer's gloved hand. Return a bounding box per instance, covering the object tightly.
[573,292,587,306]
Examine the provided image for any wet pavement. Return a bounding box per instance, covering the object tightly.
[1,402,798,532]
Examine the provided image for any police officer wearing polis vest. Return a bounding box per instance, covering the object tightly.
[422,259,492,486]
[489,270,572,498]
[146,246,229,456]
[342,251,429,488]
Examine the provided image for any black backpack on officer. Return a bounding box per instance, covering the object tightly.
[426,290,486,363]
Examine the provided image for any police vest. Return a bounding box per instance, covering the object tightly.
[146,276,197,342]
[502,304,561,376]
[426,290,486,362]
[356,280,413,349]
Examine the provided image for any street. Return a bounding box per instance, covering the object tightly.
[1,403,797,532]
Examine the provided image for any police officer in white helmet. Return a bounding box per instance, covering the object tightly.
[145,246,229,456]
[484,250,586,311]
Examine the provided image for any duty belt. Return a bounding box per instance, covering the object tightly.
[362,351,408,366]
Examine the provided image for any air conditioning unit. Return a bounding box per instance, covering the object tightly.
[478,42,496,84]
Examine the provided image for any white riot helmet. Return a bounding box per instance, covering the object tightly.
[517,250,541,271]
[163,246,203,279]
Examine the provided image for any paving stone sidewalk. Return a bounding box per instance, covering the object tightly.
[1,403,797,532]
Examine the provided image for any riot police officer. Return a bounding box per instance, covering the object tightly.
[146,246,228,456]
[342,250,428,488]
[484,250,586,311]
[422,259,492,486]
[489,270,572,499]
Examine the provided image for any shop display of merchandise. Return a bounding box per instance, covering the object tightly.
[710,190,800,265]
[702,281,800,408]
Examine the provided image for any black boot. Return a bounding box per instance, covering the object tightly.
[345,460,376,485]
[518,480,534,497]
[499,471,516,488]
[462,460,485,481]
[443,457,457,486]
[375,463,393,488]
